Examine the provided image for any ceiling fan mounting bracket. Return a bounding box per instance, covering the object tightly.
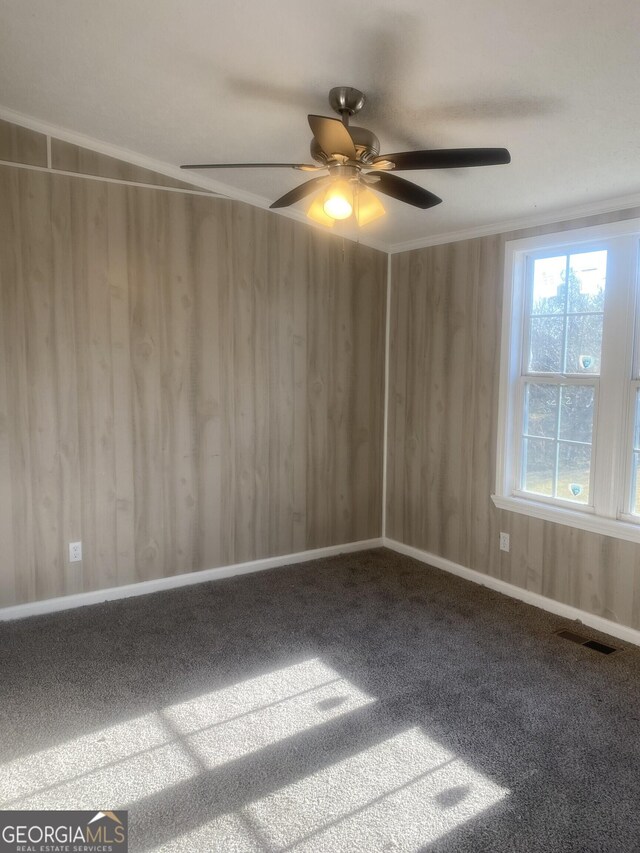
[328,86,366,118]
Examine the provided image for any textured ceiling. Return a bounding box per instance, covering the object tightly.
[2,0,640,249]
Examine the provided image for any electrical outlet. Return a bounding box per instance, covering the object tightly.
[499,532,510,552]
[69,541,82,562]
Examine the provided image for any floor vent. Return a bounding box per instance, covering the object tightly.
[582,639,618,655]
[556,629,619,655]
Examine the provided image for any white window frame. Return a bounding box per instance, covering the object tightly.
[493,217,640,544]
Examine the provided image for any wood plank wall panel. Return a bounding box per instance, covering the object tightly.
[0,165,386,606]
[387,205,640,631]
[0,118,48,167]
[106,184,136,585]
[0,171,24,604]
[50,138,208,192]
[51,175,83,596]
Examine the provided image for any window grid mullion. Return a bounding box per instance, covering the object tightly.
[530,310,605,319]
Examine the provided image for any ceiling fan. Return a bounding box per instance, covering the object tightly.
[181,86,511,228]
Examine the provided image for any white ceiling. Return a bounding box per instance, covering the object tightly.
[2,0,640,250]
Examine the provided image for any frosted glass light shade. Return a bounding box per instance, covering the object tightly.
[354,186,385,226]
[307,194,335,227]
[322,181,354,220]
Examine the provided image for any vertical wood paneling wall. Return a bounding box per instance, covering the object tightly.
[0,164,386,606]
[9,115,640,632]
[387,207,640,632]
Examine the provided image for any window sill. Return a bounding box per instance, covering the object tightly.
[491,494,640,544]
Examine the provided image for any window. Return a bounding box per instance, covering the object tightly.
[494,218,640,543]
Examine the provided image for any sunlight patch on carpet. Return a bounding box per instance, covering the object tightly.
[244,726,509,852]
[0,658,373,811]
[155,727,509,852]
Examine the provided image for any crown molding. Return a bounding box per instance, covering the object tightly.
[0,104,388,254]
[387,193,640,254]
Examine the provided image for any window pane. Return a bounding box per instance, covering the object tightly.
[557,442,591,504]
[522,437,555,496]
[567,250,607,314]
[529,316,564,372]
[532,256,566,314]
[559,386,595,443]
[524,383,558,438]
[565,314,603,374]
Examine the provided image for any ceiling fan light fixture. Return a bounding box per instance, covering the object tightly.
[182,89,511,225]
[306,193,335,227]
[322,180,354,220]
[354,186,386,226]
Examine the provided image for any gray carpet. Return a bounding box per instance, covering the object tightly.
[2,547,640,852]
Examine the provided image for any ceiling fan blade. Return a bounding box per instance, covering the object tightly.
[269,176,331,209]
[308,115,357,160]
[373,148,511,170]
[370,173,442,209]
[181,162,323,171]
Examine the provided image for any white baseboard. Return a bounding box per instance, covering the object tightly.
[9,534,638,648]
[0,538,383,622]
[383,537,640,649]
